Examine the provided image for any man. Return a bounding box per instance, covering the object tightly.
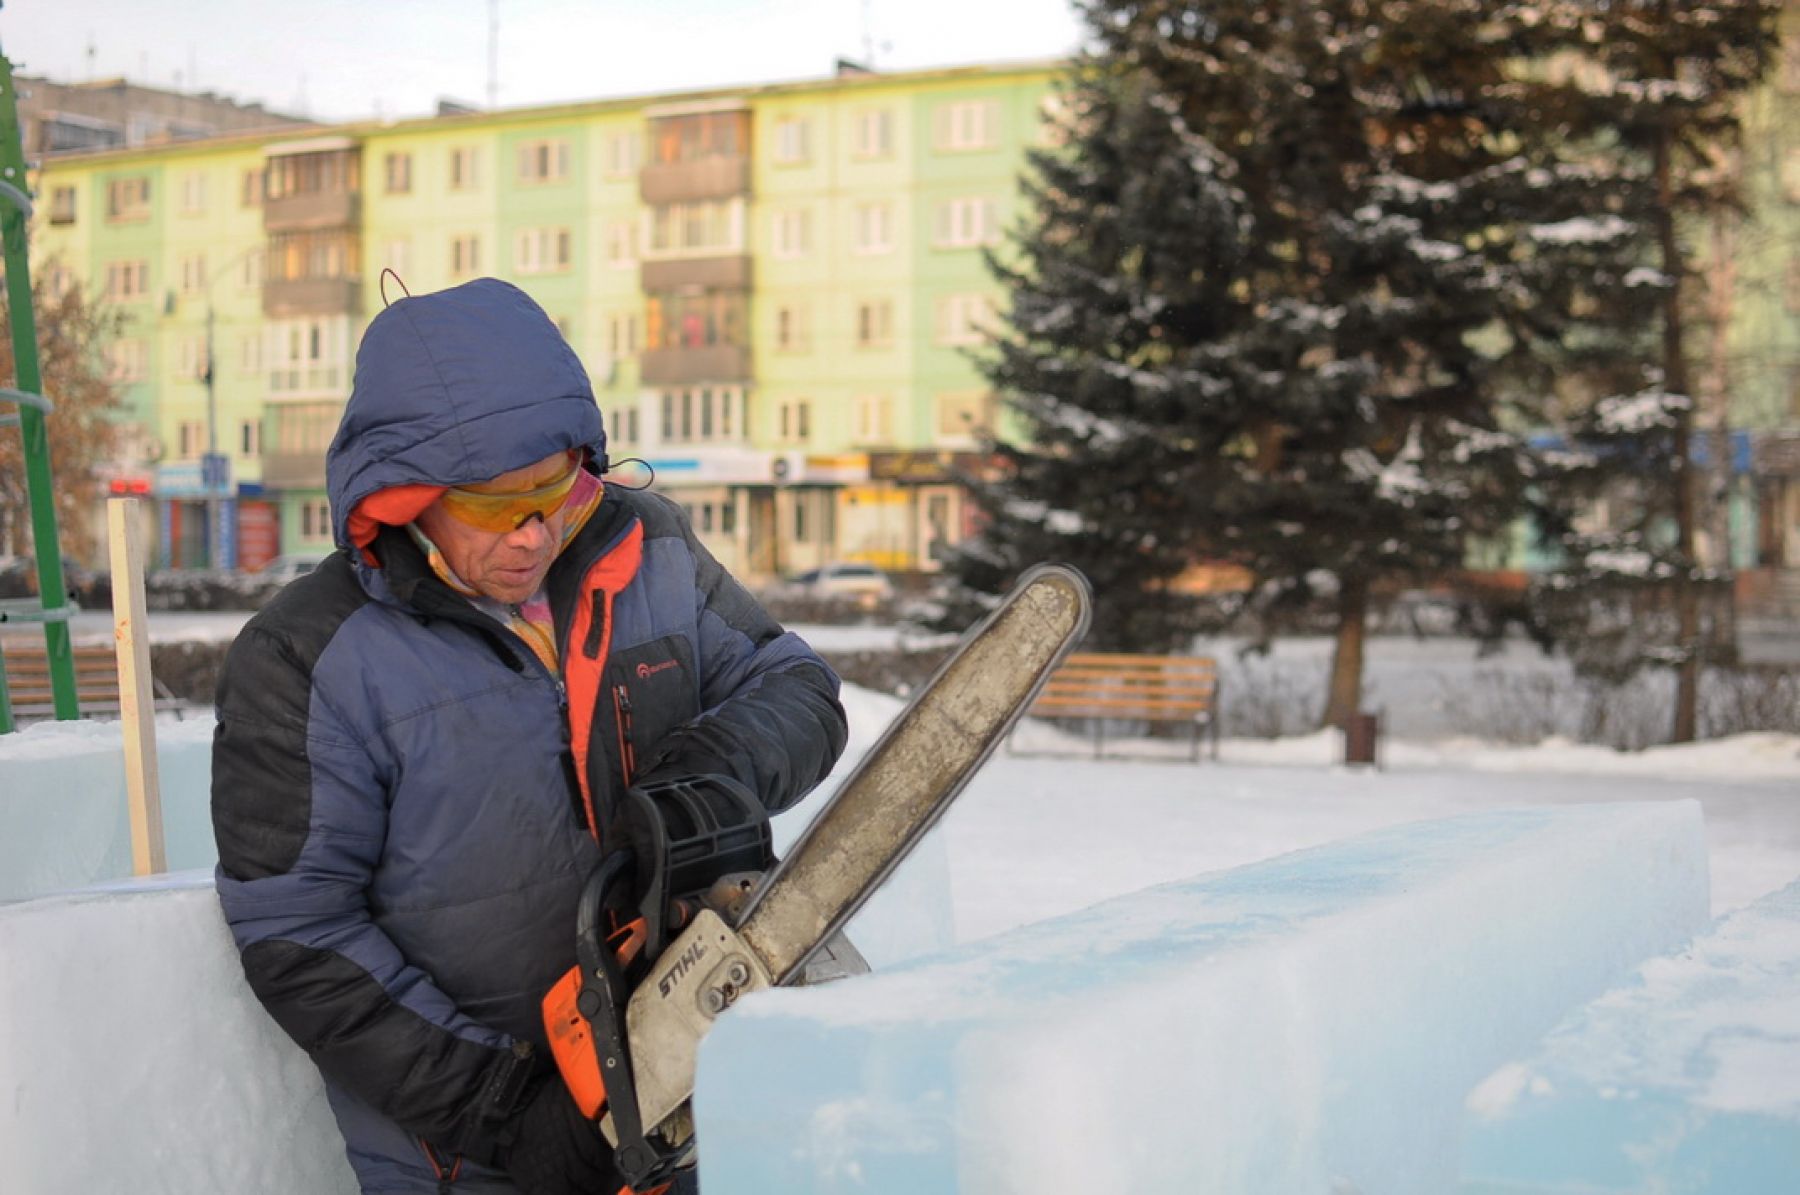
[212,278,848,1193]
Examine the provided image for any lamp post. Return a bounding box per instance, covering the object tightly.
[168,243,258,569]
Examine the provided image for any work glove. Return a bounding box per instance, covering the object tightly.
[503,1079,622,1195]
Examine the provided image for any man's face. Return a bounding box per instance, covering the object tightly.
[415,450,575,605]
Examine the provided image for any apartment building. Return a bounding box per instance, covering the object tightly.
[31,60,1057,576]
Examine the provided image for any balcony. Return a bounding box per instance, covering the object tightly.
[640,255,752,293]
[263,277,362,319]
[263,190,360,233]
[639,156,751,205]
[640,344,752,386]
[259,451,329,490]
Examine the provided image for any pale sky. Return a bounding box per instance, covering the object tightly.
[4,0,1089,123]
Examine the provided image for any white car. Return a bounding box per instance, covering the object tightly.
[257,554,329,586]
[779,562,895,605]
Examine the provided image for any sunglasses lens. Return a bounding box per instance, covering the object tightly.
[440,465,580,531]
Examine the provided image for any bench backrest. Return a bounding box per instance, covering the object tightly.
[1030,652,1219,721]
[2,644,130,717]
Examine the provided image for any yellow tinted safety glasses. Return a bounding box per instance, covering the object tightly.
[439,461,582,532]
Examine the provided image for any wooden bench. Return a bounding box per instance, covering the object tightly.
[1,642,185,721]
[1019,652,1221,761]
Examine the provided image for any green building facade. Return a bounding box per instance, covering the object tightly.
[32,61,1060,579]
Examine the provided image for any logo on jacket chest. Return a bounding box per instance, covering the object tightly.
[636,659,679,680]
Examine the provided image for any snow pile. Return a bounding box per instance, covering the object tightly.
[0,714,217,902]
[0,876,358,1194]
[693,803,1710,1194]
[1460,878,1800,1193]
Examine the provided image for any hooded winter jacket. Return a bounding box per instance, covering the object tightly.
[211,279,847,1192]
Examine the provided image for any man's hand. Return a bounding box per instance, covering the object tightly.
[503,1080,622,1195]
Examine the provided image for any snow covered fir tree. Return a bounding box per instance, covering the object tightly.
[939,0,1694,727]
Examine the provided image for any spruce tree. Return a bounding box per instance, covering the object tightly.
[936,63,1261,651]
[946,0,1658,726]
[1511,1,1776,743]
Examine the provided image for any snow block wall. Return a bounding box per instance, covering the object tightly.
[1460,877,1800,1194]
[693,803,1710,1195]
[0,715,218,902]
[0,876,358,1194]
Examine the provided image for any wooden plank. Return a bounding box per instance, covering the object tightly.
[108,498,166,876]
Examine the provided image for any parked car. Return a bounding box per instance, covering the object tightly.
[256,554,329,587]
[775,562,896,606]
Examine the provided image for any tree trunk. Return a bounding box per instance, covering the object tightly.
[1654,134,1701,745]
[1321,575,1368,730]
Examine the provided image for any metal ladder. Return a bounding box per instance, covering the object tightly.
[0,44,80,732]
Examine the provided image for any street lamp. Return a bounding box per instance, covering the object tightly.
[165,242,260,569]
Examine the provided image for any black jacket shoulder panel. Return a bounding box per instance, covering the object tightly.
[212,552,373,880]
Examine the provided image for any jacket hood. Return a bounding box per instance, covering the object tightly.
[326,277,605,553]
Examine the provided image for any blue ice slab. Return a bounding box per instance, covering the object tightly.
[1460,878,1800,1194]
[695,803,1710,1194]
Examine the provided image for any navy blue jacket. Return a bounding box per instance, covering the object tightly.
[211,280,847,1191]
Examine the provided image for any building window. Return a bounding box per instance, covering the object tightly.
[851,109,893,159]
[934,196,1000,248]
[612,404,640,445]
[793,498,809,544]
[239,332,263,377]
[935,293,997,345]
[645,291,746,351]
[240,248,265,290]
[178,172,207,215]
[269,230,360,282]
[778,398,811,443]
[514,226,573,274]
[449,146,480,190]
[852,394,892,444]
[645,199,744,259]
[240,418,262,458]
[771,207,812,258]
[178,252,208,297]
[44,263,74,298]
[300,498,333,541]
[516,138,570,184]
[855,298,894,350]
[241,168,265,207]
[772,117,811,165]
[450,234,481,278]
[176,419,207,460]
[383,236,411,276]
[383,151,413,194]
[934,100,1001,152]
[1038,90,1074,147]
[934,391,994,443]
[268,317,350,394]
[265,150,360,200]
[657,387,746,445]
[607,310,641,359]
[49,185,77,225]
[105,176,152,222]
[104,259,150,302]
[852,201,894,255]
[650,111,748,164]
[1782,35,1800,94]
[774,303,809,353]
[176,335,209,381]
[605,131,642,178]
[106,338,147,383]
[606,221,638,268]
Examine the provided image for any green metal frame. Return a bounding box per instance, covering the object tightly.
[0,46,80,731]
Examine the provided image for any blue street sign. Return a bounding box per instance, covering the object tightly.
[201,452,231,492]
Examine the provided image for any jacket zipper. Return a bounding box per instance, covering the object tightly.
[613,682,637,788]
